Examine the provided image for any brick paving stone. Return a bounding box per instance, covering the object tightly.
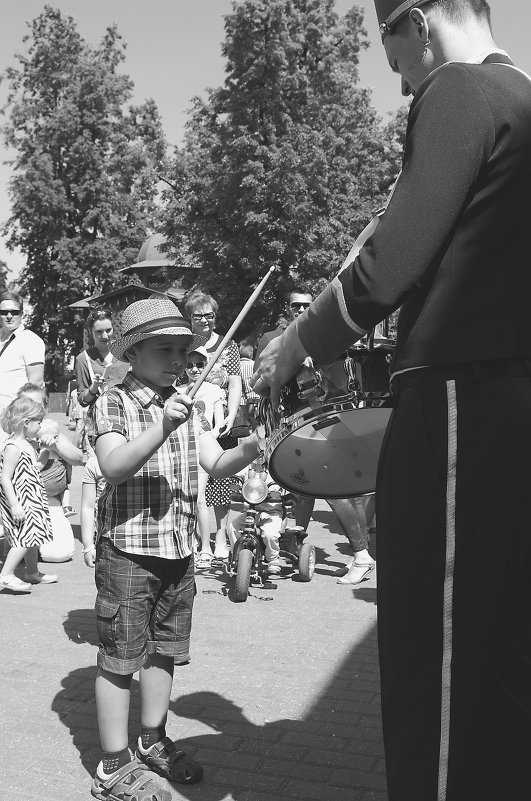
[329,768,388,791]
[0,413,388,801]
[259,757,331,783]
[306,749,377,772]
[283,779,363,801]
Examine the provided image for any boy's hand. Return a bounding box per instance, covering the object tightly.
[11,503,25,524]
[163,393,193,433]
[83,548,96,568]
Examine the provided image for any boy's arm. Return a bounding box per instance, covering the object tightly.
[80,480,97,567]
[199,430,261,479]
[95,394,193,485]
[52,433,84,466]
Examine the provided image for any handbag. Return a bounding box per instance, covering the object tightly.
[40,457,68,497]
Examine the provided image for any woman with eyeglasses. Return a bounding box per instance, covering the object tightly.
[74,307,125,458]
[185,291,242,560]
[0,291,45,419]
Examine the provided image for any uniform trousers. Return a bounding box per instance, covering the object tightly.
[376,363,531,801]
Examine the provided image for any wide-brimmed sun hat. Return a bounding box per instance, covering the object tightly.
[110,298,206,362]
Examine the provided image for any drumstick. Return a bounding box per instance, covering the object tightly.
[187,265,277,401]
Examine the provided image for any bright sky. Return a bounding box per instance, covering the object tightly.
[0,0,528,278]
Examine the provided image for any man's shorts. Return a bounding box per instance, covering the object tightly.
[94,537,195,674]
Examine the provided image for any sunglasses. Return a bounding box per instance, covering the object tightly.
[290,302,311,311]
[186,361,206,370]
[0,309,21,316]
[191,313,215,321]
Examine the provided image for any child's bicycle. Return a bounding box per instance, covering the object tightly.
[227,469,316,602]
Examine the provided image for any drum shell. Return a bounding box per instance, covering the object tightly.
[265,402,392,498]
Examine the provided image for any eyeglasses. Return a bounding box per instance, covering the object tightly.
[0,309,21,316]
[290,302,311,311]
[191,313,215,321]
[186,361,206,370]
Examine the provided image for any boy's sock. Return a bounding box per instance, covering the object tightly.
[139,725,167,751]
[98,747,132,778]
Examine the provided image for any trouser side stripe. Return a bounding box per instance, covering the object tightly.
[438,380,457,800]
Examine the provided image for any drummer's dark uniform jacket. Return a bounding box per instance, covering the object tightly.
[294,55,531,801]
[296,55,531,372]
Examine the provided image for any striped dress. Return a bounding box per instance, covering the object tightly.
[0,440,52,547]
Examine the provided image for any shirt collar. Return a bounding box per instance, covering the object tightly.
[123,371,174,408]
[465,47,509,64]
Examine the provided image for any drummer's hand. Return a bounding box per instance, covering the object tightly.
[251,323,309,408]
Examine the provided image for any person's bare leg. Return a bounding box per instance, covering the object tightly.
[139,653,174,730]
[95,668,132,753]
[214,503,230,557]
[1,545,28,576]
[196,471,212,557]
[22,545,39,576]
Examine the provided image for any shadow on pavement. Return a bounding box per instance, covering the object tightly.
[63,607,99,646]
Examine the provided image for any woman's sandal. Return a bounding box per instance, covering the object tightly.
[195,552,213,569]
[91,760,172,801]
[136,737,203,785]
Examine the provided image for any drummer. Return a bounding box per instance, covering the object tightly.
[255,286,376,585]
[252,1,531,798]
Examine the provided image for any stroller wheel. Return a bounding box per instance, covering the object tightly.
[298,543,316,582]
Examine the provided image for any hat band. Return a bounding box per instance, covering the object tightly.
[124,316,191,338]
[380,0,432,39]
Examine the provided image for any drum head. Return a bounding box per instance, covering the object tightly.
[267,406,391,498]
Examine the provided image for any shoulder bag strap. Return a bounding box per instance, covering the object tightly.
[0,333,15,359]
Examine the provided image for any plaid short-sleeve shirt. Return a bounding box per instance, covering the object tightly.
[92,372,210,559]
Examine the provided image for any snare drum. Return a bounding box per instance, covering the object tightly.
[261,352,393,498]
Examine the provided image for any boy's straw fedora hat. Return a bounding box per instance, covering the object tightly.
[110,298,205,362]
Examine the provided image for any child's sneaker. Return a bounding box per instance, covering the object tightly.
[91,759,172,800]
[62,505,76,518]
[136,736,203,785]
[266,560,281,575]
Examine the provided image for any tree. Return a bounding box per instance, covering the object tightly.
[1,6,166,381]
[163,0,405,337]
[0,260,8,293]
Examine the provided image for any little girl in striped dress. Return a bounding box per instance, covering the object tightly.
[0,397,55,593]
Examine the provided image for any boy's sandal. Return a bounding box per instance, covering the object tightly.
[91,760,172,801]
[195,552,213,569]
[136,737,203,785]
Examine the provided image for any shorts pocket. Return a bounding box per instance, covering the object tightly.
[95,594,121,648]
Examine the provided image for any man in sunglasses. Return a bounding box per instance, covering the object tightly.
[254,288,313,362]
[0,290,45,417]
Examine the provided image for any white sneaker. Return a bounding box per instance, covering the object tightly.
[0,574,32,593]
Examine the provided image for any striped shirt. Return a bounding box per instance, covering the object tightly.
[92,372,210,559]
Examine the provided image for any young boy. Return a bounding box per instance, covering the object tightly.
[89,298,262,800]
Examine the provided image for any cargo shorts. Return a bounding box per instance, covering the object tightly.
[94,537,195,674]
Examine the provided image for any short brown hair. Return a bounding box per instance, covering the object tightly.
[185,291,219,318]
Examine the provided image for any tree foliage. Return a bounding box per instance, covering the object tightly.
[163,0,405,337]
[1,5,166,372]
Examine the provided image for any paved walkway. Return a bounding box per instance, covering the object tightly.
[0,415,386,801]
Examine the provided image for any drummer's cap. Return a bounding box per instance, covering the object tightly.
[375,0,435,41]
